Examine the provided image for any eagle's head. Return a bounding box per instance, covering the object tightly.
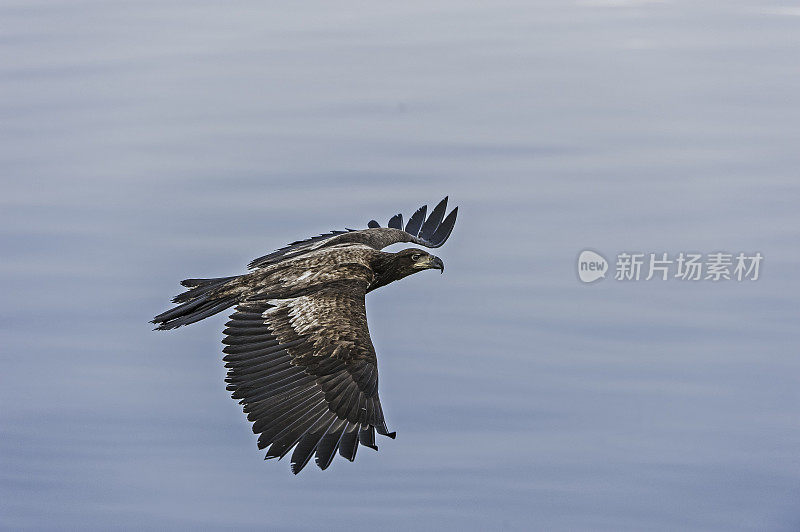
[368,248,444,291]
[395,248,445,275]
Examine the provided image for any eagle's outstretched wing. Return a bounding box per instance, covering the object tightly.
[223,278,394,474]
[247,197,457,269]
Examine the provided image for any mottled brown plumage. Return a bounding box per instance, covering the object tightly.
[152,198,457,473]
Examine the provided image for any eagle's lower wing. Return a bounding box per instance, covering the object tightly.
[247,197,457,269]
[223,281,393,474]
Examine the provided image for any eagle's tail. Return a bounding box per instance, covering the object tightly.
[151,276,239,331]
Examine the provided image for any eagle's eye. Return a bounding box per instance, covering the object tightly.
[411,253,422,261]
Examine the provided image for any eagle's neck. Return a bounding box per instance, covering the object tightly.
[368,253,413,292]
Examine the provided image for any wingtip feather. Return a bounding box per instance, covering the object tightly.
[419,197,448,241]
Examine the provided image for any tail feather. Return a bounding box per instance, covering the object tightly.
[152,276,239,330]
[172,276,237,303]
[180,276,237,288]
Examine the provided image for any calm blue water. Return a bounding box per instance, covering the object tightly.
[2,1,799,530]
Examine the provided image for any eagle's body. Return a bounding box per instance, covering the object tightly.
[152,198,457,473]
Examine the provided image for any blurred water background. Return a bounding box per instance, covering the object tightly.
[2,0,799,530]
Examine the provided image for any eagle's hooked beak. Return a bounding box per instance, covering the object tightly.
[429,255,444,274]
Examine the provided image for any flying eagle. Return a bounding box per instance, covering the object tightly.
[152,197,457,474]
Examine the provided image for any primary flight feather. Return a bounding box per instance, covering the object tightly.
[152,197,458,474]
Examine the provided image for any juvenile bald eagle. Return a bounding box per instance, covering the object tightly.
[152,197,457,473]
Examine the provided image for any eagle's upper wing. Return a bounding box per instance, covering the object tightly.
[247,197,457,269]
[223,274,394,474]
